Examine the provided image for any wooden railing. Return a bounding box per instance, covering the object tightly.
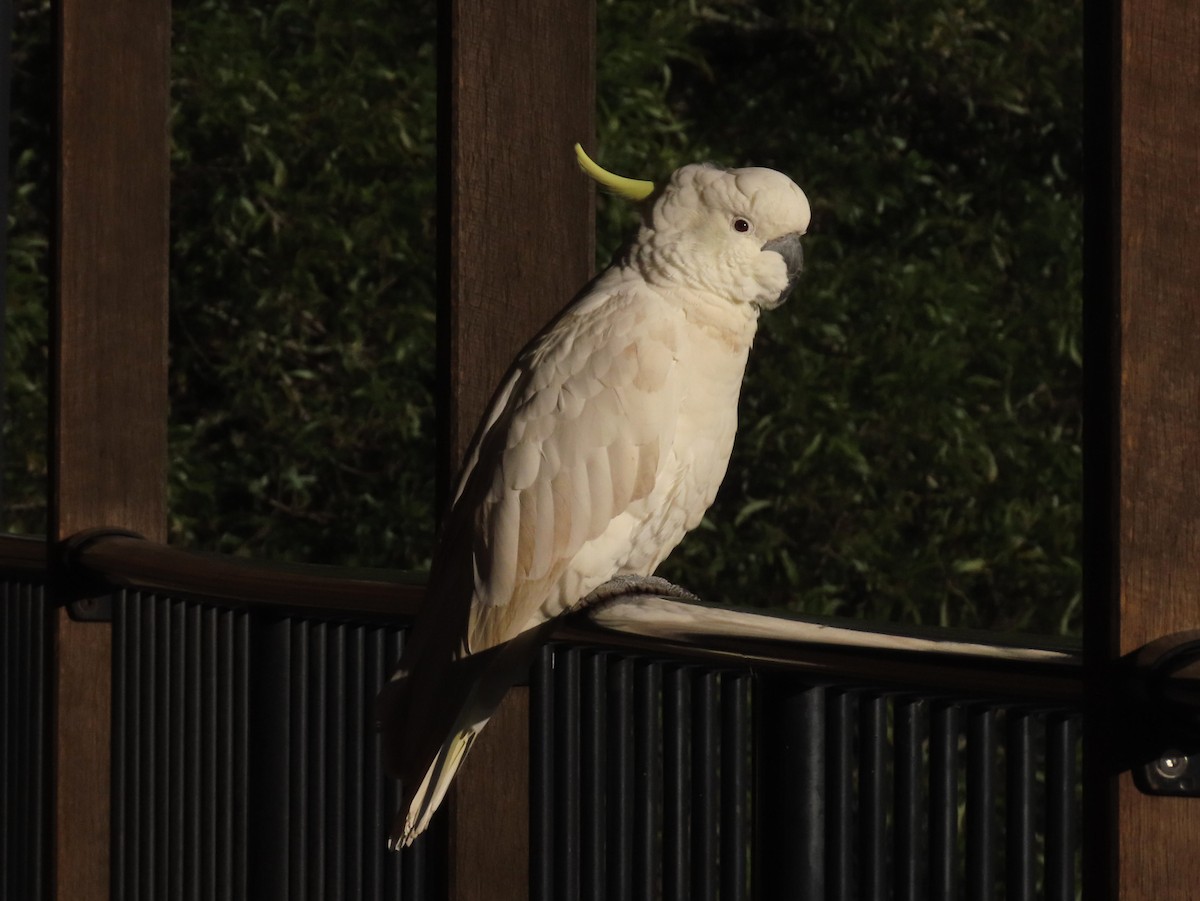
[44,529,1084,693]
[2,530,1085,900]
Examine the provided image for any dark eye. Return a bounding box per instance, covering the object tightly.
[733,217,752,233]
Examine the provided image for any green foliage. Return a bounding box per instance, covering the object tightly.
[596,0,1083,633]
[4,0,1082,634]
[168,0,438,566]
[3,0,51,535]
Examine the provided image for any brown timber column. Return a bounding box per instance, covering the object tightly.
[51,0,170,898]
[1088,0,1200,897]
[440,0,594,898]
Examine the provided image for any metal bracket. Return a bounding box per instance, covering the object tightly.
[1139,748,1200,795]
[65,592,115,622]
[59,527,144,622]
[1131,631,1200,797]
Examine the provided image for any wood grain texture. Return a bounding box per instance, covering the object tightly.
[442,0,596,469]
[1114,0,1200,896]
[448,690,532,901]
[441,0,594,897]
[1118,3,1200,657]
[51,0,170,898]
[51,611,113,901]
[54,0,170,540]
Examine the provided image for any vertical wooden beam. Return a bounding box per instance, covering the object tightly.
[51,0,170,898]
[1087,0,1200,897]
[441,0,596,468]
[440,1,594,898]
[53,0,170,537]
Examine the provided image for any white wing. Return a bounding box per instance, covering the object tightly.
[435,280,684,654]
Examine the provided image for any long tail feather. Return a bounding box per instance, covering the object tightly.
[389,724,484,849]
[379,619,558,850]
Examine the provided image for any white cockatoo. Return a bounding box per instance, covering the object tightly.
[378,145,810,848]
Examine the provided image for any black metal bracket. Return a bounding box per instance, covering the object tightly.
[65,592,115,622]
[1130,631,1200,797]
[1139,748,1200,795]
[58,527,145,622]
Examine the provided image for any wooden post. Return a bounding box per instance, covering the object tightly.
[440,0,594,898]
[50,0,170,898]
[1086,0,1200,896]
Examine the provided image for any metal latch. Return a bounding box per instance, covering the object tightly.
[1131,631,1200,796]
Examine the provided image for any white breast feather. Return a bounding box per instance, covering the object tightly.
[448,270,758,654]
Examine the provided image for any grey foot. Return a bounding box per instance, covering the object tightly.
[575,574,701,612]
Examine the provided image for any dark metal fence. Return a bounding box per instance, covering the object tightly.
[1,573,49,901]
[533,649,757,901]
[532,645,1081,901]
[0,535,1083,900]
[111,591,429,901]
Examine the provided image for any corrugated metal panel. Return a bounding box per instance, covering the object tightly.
[112,594,428,900]
[1,579,49,901]
[1044,714,1079,901]
[105,589,1081,900]
[533,649,1082,901]
[532,648,759,901]
[114,592,249,901]
[929,703,962,901]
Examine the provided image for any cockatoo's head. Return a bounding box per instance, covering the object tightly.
[575,144,811,310]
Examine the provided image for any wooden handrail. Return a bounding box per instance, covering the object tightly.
[69,531,425,620]
[0,532,423,620]
[0,534,46,572]
[1,531,1081,703]
[558,595,1082,704]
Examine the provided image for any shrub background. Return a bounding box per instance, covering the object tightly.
[3,0,1082,634]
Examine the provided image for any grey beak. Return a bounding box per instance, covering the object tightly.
[761,232,804,307]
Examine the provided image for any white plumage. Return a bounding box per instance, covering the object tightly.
[378,150,811,847]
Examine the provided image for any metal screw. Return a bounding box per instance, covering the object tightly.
[1156,751,1189,780]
